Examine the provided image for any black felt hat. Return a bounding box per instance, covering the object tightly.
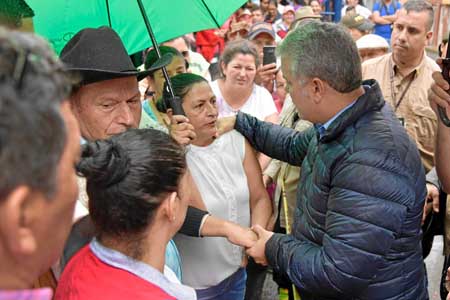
[60,26,172,85]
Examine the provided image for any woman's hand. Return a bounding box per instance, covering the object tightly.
[169,114,196,146]
[224,222,258,248]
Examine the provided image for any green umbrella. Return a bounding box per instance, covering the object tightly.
[27,0,246,55]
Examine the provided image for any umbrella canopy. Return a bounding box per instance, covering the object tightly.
[27,0,246,55]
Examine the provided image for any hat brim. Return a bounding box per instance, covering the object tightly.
[67,52,172,85]
[248,29,275,40]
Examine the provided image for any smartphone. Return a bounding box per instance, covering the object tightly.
[168,96,185,116]
[263,46,277,66]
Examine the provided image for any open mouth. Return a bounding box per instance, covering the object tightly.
[206,120,217,127]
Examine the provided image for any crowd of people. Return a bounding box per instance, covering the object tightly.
[1,0,450,299]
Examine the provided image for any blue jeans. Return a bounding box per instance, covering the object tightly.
[195,268,247,300]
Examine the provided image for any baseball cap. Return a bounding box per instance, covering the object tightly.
[247,22,276,40]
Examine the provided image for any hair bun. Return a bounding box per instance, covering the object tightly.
[77,139,130,187]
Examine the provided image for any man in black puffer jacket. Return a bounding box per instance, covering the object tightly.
[233,21,428,299]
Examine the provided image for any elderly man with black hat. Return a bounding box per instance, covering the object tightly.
[59,26,257,280]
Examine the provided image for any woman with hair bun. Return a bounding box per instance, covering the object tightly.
[55,129,196,300]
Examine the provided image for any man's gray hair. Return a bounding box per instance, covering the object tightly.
[0,28,73,200]
[403,0,434,31]
[277,21,362,93]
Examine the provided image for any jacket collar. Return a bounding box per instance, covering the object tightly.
[319,79,385,143]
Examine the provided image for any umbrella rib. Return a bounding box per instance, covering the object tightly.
[105,0,112,27]
[199,0,220,28]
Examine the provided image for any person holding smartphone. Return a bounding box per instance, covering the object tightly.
[247,22,279,94]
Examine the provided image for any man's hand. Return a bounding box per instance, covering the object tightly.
[245,225,274,266]
[429,59,450,116]
[169,114,196,146]
[422,183,440,225]
[216,116,236,137]
[255,63,277,93]
[225,222,258,248]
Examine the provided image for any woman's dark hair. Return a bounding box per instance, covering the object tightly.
[77,129,186,240]
[156,73,207,113]
[145,45,186,75]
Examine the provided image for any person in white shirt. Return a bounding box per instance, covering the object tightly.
[341,0,372,18]
[156,73,272,300]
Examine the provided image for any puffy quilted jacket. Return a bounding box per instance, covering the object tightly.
[235,80,428,300]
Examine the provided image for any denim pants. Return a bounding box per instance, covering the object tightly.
[195,268,247,300]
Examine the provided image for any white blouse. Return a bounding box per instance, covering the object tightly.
[174,130,250,289]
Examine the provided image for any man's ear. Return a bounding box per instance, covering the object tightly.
[311,78,326,104]
[426,31,433,43]
[0,186,37,256]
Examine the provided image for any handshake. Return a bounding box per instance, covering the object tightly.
[225,222,274,266]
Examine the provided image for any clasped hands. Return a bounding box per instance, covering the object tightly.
[227,223,274,266]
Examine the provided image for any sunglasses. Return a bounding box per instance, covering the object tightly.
[0,45,29,89]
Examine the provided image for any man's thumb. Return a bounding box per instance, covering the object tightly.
[252,225,265,237]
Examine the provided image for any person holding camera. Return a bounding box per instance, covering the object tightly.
[247,22,279,94]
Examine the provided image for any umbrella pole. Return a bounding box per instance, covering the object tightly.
[136,0,175,98]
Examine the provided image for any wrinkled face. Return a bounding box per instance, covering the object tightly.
[71,76,141,141]
[252,9,264,24]
[35,102,80,271]
[151,56,187,99]
[359,48,388,62]
[181,81,218,140]
[391,9,431,62]
[282,11,295,25]
[221,53,257,88]
[261,0,270,11]
[310,1,322,14]
[251,33,276,61]
[281,58,315,122]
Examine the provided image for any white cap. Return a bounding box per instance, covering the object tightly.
[356,34,389,50]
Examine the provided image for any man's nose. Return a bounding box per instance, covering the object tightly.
[115,102,135,127]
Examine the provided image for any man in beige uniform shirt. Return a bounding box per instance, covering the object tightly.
[362,0,439,173]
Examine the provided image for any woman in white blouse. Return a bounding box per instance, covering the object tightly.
[157,73,272,300]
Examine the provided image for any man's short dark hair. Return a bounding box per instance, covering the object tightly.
[0,28,73,199]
